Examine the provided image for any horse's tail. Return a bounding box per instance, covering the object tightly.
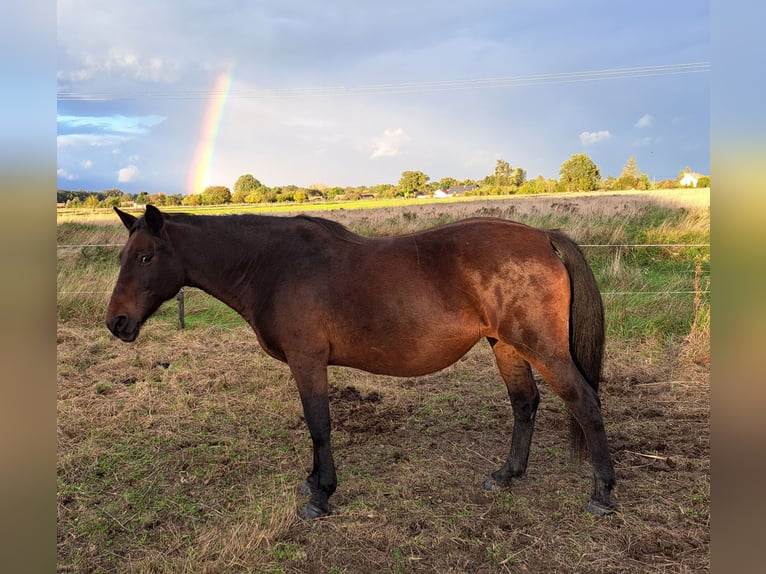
[547,230,605,460]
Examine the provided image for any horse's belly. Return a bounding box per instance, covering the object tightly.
[329,333,480,377]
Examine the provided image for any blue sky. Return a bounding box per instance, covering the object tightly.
[57,1,709,194]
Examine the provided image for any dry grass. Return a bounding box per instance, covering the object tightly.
[58,191,709,572]
[57,323,709,573]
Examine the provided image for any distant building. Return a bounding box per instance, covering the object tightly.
[418,184,478,199]
[679,171,706,188]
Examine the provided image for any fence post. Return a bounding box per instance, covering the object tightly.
[177,288,185,330]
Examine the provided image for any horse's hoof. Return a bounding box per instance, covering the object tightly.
[484,471,515,491]
[298,502,328,521]
[483,477,509,491]
[586,499,616,516]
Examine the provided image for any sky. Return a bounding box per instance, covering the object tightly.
[57,0,710,195]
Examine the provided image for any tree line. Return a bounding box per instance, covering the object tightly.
[57,155,708,208]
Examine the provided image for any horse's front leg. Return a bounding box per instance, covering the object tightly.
[289,357,336,519]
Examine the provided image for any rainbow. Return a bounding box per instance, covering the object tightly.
[187,67,234,195]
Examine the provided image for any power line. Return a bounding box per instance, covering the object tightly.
[57,62,710,101]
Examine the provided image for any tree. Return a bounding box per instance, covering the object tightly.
[510,167,526,186]
[559,153,601,191]
[182,193,202,206]
[84,194,100,210]
[437,177,459,191]
[518,174,548,195]
[201,185,231,205]
[656,179,679,189]
[495,159,511,182]
[244,191,264,203]
[102,195,122,208]
[397,171,429,197]
[617,156,640,190]
[482,160,525,193]
[369,183,395,197]
[149,192,167,206]
[135,191,150,205]
[546,178,562,194]
[233,174,264,203]
[101,188,122,199]
[601,176,617,191]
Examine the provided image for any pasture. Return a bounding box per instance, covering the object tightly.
[57,191,709,572]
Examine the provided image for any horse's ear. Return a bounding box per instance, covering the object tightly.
[144,204,164,234]
[114,207,137,230]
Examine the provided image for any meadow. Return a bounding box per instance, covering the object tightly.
[57,190,709,572]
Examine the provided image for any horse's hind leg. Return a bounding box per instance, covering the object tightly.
[535,357,616,514]
[484,339,540,490]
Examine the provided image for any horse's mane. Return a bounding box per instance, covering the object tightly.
[160,211,363,244]
[295,215,364,244]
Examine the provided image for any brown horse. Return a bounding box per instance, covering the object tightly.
[106,205,616,519]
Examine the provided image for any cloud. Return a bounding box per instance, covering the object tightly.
[118,165,140,182]
[57,133,128,148]
[81,159,93,168]
[57,168,76,181]
[283,116,336,130]
[59,48,178,84]
[58,114,166,136]
[579,130,611,146]
[369,128,410,159]
[634,114,654,128]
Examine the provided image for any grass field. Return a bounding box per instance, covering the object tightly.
[57,190,709,572]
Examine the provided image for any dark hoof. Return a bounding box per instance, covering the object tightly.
[586,499,616,516]
[484,468,516,491]
[483,476,510,491]
[298,502,328,521]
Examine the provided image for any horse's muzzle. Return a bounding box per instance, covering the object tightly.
[106,314,141,342]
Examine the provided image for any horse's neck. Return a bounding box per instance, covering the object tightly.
[172,218,268,320]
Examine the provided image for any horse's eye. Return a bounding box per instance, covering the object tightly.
[140,254,153,264]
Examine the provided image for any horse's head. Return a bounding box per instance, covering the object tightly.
[106,205,184,342]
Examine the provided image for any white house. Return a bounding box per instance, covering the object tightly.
[679,171,706,187]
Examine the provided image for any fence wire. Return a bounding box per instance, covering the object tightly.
[57,242,710,297]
